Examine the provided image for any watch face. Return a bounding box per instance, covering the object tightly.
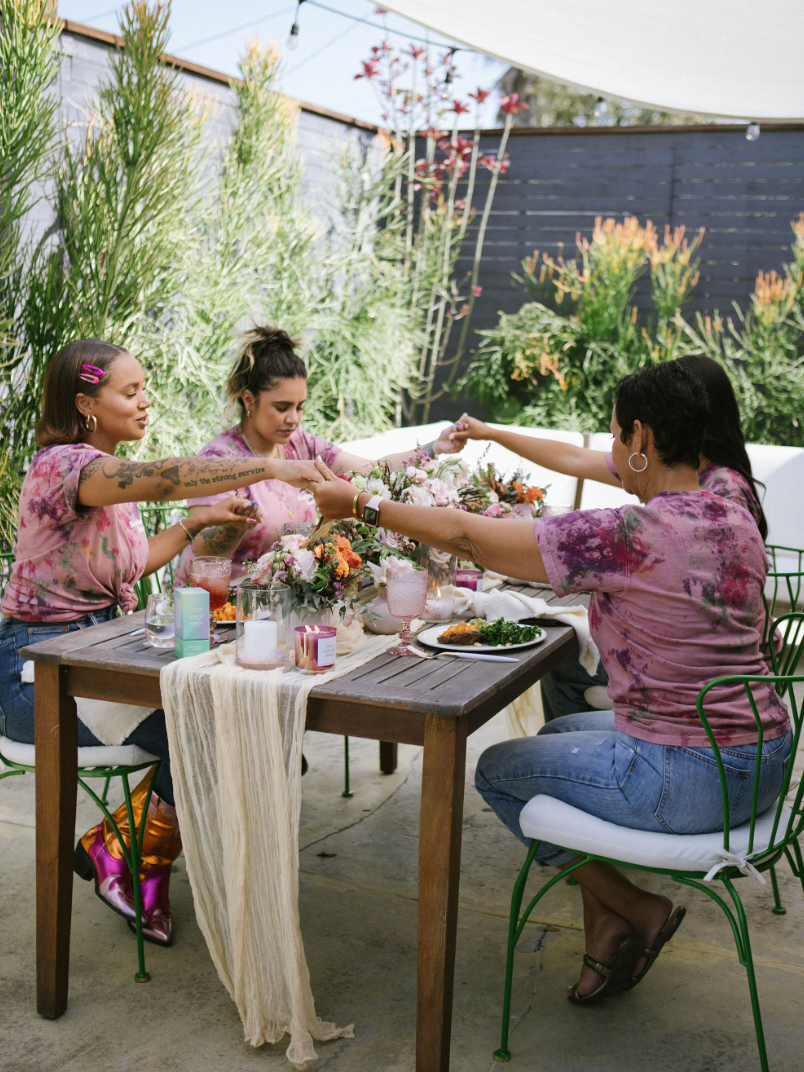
[362,505,380,527]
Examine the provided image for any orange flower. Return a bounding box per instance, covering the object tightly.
[525,486,544,502]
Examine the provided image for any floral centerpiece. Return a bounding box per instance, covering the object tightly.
[336,449,548,582]
[250,532,367,619]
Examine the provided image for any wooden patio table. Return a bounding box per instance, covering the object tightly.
[20,585,579,1072]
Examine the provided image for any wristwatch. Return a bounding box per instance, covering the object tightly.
[361,494,383,527]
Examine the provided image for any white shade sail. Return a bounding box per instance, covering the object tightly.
[382,0,804,120]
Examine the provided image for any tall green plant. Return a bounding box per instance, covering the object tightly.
[462,217,703,430]
[0,0,62,551]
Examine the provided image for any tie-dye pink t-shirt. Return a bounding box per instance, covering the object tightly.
[174,426,341,585]
[534,491,789,747]
[2,443,149,622]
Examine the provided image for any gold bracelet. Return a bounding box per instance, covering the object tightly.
[352,491,362,520]
[178,519,194,542]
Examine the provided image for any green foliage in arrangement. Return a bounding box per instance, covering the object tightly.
[462,215,804,446]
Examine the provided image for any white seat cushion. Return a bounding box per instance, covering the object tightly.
[519,794,790,874]
[0,735,158,770]
[583,685,614,710]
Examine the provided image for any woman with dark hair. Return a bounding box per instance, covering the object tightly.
[0,339,322,944]
[174,324,463,584]
[310,361,790,1004]
[448,353,768,719]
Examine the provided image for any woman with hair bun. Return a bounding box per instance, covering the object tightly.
[0,339,323,946]
[174,324,463,584]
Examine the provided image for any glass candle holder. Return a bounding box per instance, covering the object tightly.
[236,583,290,670]
[295,624,338,674]
[419,546,457,623]
[456,568,483,592]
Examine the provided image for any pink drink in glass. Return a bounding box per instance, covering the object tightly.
[386,564,428,657]
[189,557,232,645]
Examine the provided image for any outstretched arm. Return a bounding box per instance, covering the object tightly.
[449,415,621,487]
[77,454,323,508]
[331,423,464,477]
[313,459,549,584]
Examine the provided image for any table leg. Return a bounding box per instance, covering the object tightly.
[379,741,398,774]
[417,715,468,1072]
[35,663,78,1019]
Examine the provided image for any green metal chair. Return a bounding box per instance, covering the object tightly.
[493,613,804,1071]
[134,502,190,609]
[0,737,161,982]
[763,548,804,915]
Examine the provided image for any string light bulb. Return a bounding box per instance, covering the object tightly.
[287,0,306,51]
[593,96,607,121]
[746,122,760,141]
[444,46,457,85]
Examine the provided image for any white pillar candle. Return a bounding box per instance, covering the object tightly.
[243,619,278,663]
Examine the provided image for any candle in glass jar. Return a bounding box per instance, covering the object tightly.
[295,625,337,674]
[456,569,483,592]
[242,619,278,664]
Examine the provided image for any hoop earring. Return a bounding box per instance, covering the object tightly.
[628,452,648,473]
[246,409,252,418]
[85,413,97,433]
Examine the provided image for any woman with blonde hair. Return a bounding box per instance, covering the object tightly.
[0,339,322,945]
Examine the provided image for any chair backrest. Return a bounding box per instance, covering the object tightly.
[697,612,804,861]
[745,442,804,548]
[135,503,189,609]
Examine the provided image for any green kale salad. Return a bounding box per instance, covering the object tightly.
[468,618,544,646]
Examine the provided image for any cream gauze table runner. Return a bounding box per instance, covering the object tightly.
[160,630,396,1067]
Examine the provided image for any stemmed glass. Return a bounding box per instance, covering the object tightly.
[189,556,232,646]
[386,564,428,657]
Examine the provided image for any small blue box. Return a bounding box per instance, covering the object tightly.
[174,587,210,658]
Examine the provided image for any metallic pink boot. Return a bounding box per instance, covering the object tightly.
[126,796,181,946]
[74,822,145,923]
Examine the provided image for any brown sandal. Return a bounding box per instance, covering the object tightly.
[567,934,645,1005]
[624,905,687,991]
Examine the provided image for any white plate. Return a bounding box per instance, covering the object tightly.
[416,622,547,654]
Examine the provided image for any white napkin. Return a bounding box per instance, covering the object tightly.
[452,587,600,675]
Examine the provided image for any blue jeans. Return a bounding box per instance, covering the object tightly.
[0,606,174,805]
[475,711,791,866]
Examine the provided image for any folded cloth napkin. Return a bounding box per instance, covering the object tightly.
[452,586,600,676]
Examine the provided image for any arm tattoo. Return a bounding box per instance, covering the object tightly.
[197,522,246,556]
[78,455,266,494]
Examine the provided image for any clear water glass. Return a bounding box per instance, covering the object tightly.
[386,564,428,657]
[145,592,175,648]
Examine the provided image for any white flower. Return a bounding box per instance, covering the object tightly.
[367,477,392,499]
[369,555,414,587]
[291,548,317,582]
[404,485,435,507]
[427,478,459,507]
[352,474,368,492]
[280,533,308,552]
[486,490,499,504]
[251,552,276,584]
[510,502,534,519]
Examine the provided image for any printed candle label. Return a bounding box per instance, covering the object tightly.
[316,634,337,667]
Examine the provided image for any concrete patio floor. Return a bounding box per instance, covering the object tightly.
[2,708,804,1072]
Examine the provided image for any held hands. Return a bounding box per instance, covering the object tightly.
[448,413,491,449]
[313,457,359,519]
[195,495,261,532]
[433,423,465,455]
[271,458,326,490]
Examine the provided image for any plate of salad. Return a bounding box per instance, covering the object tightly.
[417,617,546,653]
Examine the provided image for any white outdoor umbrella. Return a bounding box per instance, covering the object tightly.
[382,0,804,120]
